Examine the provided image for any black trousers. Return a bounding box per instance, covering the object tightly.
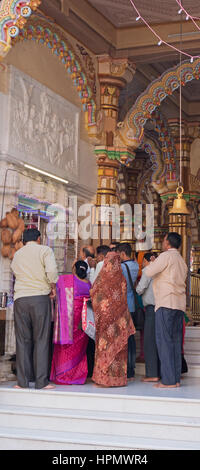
[127,312,136,378]
[155,307,184,385]
[14,295,51,389]
[144,305,160,378]
[87,337,95,378]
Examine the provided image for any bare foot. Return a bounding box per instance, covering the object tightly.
[93,383,109,388]
[141,377,160,383]
[86,378,93,384]
[13,384,24,389]
[154,382,178,389]
[127,377,135,382]
[42,384,55,390]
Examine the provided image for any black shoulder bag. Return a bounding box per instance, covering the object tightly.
[123,262,145,331]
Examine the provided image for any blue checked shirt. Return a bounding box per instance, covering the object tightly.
[121,260,139,313]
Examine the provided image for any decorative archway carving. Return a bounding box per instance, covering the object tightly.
[0,10,97,131]
[117,59,200,151]
[0,1,41,58]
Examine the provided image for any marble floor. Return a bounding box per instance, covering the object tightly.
[1,375,200,401]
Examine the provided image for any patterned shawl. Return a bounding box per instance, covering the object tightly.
[90,252,135,386]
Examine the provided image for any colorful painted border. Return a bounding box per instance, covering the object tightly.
[120,59,200,149]
[0,0,40,57]
[12,16,96,127]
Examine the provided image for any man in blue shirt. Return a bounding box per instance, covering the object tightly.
[116,243,139,379]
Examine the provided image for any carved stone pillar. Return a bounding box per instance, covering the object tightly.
[191,243,200,273]
[168,119,193,190]
[94,147,120,207]
[93,56,136,245]
[97,55,136,140]
[93,146,135,245]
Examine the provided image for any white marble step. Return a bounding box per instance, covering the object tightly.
[184,364,200,378]
[136,360,200,378]
[185,351,200,364]
[184,341,200,353]
[1,404,200,443]
[1,384,200,418]
[0,425,200,450]
[185,327,200,339]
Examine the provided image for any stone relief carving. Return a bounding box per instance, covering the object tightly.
[10,67,79,180]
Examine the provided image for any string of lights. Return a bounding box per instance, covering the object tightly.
[129,0,200,63]
[176,0,200,32]
[176,0,200,23]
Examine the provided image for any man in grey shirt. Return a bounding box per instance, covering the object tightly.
[11,228,58,390]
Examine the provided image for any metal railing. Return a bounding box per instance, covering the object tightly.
[190,274,200,322]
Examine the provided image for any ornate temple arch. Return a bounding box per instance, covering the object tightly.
[117,59,200,151]
[0,4,97,132]
[0,1,41,57]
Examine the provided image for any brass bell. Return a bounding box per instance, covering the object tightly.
[169,186,190,215]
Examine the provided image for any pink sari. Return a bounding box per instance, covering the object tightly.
[50,275,91,385]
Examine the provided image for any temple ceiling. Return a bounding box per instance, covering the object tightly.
[1,1,200,145]
[36,1,200,62]
[87,0,200,28]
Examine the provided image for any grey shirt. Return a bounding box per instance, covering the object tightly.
[136,268,155,307]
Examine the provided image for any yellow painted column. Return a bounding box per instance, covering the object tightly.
[93,56,136,244]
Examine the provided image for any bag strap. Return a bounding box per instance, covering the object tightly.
[123,262,140,310]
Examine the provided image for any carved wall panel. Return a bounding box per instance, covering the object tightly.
[8,66,80,183]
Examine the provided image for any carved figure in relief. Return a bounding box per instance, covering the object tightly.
[11,75,78,175]
[26,104,36,141]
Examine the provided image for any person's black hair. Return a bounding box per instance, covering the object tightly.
[143,252,158,262]
[96,245,110,256]
[116,242,132,258]
[75,260,88,279]
[166,232,182,249]
[110,243,120,252]
[82,247,95,259]
[23,228,41,244]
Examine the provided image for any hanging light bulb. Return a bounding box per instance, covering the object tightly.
[178,8,183,14]
[136,16,141,21]
[190,57,194,63]
[186,14,189,20]
[158,40,162,46]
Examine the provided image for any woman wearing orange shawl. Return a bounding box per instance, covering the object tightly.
[90,251,135,387]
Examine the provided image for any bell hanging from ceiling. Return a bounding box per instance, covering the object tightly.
[169,186,190,215]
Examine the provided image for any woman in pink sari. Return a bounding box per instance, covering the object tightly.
[50,261,91,385]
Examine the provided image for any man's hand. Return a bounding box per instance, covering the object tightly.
[87,256,96,268]
[50,283,56,299]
